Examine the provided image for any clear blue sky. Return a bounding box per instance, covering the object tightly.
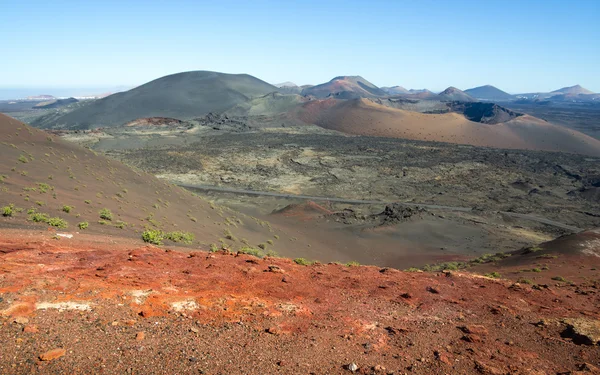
[1,0,599,94]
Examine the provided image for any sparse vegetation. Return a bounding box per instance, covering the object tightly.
[62,205,73,213]
[346,261,360,267]
[165,231,194,244]
[142,229,165,245]
[294,258,312,266]
[18,155,29,163]
[484,272,501,278]
[238,246,264,258]
[99,208,113,221]
[209,243,219,252]
[2,204,14,217]
[78,222,89,230]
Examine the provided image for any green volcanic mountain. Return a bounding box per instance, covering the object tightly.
[32,71,278,129]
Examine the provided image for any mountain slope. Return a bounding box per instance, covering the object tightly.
[0,113,291,250]
[299,98,600,156]
[464,85,514,101]
[31,71,278,129]
[437,87,476,102]
[301,76,386,98]
[551,84,595,95]
[381,86,410,95]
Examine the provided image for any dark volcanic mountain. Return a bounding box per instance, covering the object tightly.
[301,76,386,98]
[464,85,514,101]
[437,87,476,102]
[32,71,278,129]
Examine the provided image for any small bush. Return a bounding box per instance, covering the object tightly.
[238,246,264,258]
[551,276,567,282]
[78,222,89,230]
[47,217,68,229]
[484,272,501,278]
[2,204,15,217]
[29,212,50,223]
[18,155,29,163]
[165,231,194,244]
[517,278,533,284]
[84,200,91,204]
[142,229,164,245]
[294,258,312,266]
[35,201,44,206]
[209,243,219,252]
[99,208,113,221]
[266,239,274,245]
[346,261,360,267]
[62,205,73,213]
[114,220,127,229]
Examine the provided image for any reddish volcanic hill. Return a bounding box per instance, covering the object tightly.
[298,98,600,156]
[301,76,386,99]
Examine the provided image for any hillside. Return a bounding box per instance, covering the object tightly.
[381,85,410,95]
[299,98,600,156]
[551,84,595,95]
[464,85,514,101]
[33,97,79,109]
[301,76,386,98]
[0,226,598,374]
[0,113,294,253]
[437,87,476,102]
[31,71,279,129]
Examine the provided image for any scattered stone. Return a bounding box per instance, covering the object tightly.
[400,292,412,299]
[266,326,281,335]
[39,348,66,361]
[373,364,386,373]
[23,325,38,333]
[268,265,285,273]
[563,318,600,345]
[426,286,440,294]
[459,325,489,336]
[474,360,504,375]
[13,316,29,324]
[190,327,199,333]
[135,332,145,341]
[347,362,359,372]
[434,350,452,365]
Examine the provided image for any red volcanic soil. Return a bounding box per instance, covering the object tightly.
[1,229,599,374]
[299,98,600,156]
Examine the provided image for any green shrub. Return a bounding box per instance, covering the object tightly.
[346,261,360,267]
[209,243,219,252]
[62,205,73,213]
[238,246,264,258]
[266,239,274,245]
[35,201,44,206]
[99,208,113,221]
[484,272,501,278]
[78,222,89,230]
[114,220,127,229]
[517,278,533,284]
[29,212,50,223]
[294,258,312,266]
[142,229,164,245]
[2,204,14,217]
[47,217,68,229]
[551,276,567,282]
[165,231,194,244]
[18,155,29,163]
[84,200,91,204]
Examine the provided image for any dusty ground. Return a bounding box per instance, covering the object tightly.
[1,229,599,374]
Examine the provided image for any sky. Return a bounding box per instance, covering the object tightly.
[0,0,599,97]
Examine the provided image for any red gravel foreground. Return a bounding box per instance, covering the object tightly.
[0,229,599,374]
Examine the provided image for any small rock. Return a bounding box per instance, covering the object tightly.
[190,327,199,333]
[563,318,600,345]
[373,364,386,373]
[266,327,281,335]
[459,325,488,336]
[400,292,412,299]
[39,348,66,361]
[347,362,359,372]
[23,325,39,333]
[268,265,285,273]
[14,317,29,324]
[426,286,440,294]
[135,332,145,341]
